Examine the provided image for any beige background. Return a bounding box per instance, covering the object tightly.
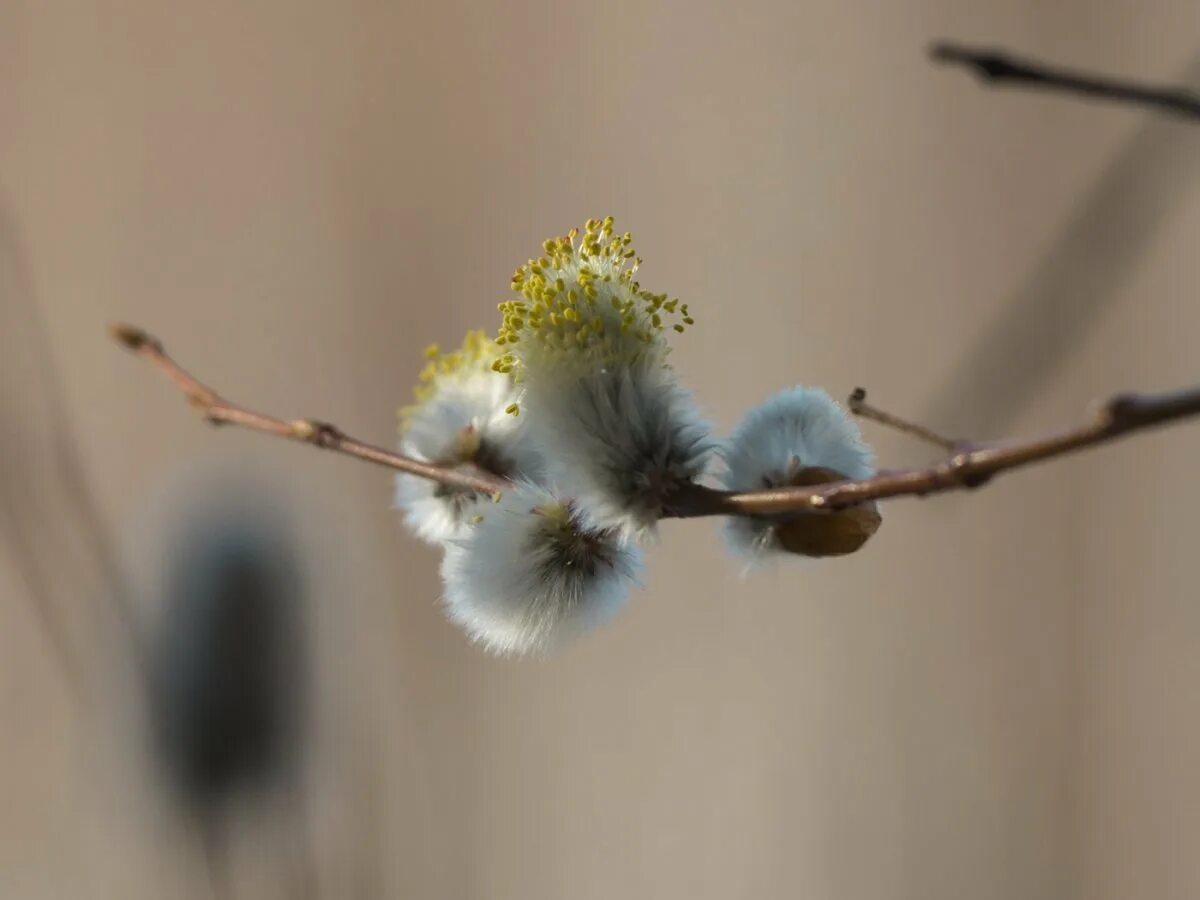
[2,2,1199,898]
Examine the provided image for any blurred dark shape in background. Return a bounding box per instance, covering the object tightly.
[147,497,309,849]
[0,207,132,694]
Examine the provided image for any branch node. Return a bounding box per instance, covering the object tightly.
[960,470,993,489]
[289,420,344,450]
[1105,393,1141,426]
[186,389,218,410]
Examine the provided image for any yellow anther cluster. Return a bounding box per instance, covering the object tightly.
[400,329,502,426]
[492,217,693,385]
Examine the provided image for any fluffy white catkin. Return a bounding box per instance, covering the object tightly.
[395,332,542,544]
[722,386,874,560]
[521,357,711,535]
[440,483,643,655]
[492,217,712,536]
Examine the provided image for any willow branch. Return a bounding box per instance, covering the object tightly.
[111,324,1200,520]
[666,387,1200,518]
[109,324,508,496]
[930,42,1200,121]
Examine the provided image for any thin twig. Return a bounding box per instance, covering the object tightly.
[848,388,959,452]
[110,325,507,497]
[4,548,82,697]
[931,42,1200,121]
[670,387,1200,517]
[111,324,1200,520]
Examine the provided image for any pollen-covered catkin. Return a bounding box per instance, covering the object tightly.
[395,331,543,544]
[491,218,712,536]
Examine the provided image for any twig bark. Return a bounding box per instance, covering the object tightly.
[848,387,959,452]
[680,386,1200,516]
[111,324,1200,520]
[931,42,1200,121]
[110,325,507,496]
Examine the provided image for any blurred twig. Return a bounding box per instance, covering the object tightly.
[931,42,1200,120]
[848,388,959,452]
[110,324,1200,518]
[927,54,1200,435]
[0,209,139,697]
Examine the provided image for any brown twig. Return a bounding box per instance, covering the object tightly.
[848,387,959,451]
[110,324,508,496]
[668,387,1200,518]
[111,324,1200,520]
[931,42,1200,121]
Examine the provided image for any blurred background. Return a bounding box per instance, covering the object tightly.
[2,2,1199,898]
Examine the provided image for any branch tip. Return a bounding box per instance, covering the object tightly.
[110,323,161,353]
[846,387,958,451]
[928,41,966,65]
